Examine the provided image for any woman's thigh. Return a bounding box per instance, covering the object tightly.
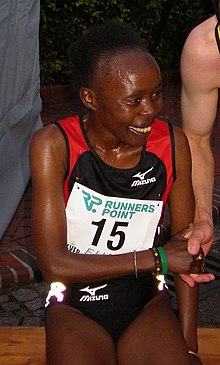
[45,304,117,365]
[117,290,190,365]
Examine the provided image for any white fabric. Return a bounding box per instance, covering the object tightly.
[66,183,163,255]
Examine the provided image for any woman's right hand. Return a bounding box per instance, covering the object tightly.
[163,227,205,275]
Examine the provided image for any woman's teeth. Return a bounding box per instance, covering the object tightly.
[129,126,151,133]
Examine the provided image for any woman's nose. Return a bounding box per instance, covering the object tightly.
[140,100,155,116]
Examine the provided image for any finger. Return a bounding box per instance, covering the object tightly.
[179,274,196,287]
[189,273,215,283]
[179,272,215,286]
[187,231,204,255]
[183,222,214,256]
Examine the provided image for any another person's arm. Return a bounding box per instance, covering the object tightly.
[167,126,202,362]
[181,25,218,256]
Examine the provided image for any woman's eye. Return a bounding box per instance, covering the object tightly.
[127,98,141,104]
[152,90,163,98]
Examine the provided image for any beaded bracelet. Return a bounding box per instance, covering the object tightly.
[150,247,168,276]
[150,247,162,277]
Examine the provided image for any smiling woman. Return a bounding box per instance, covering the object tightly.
[30,20,213,365]
[80,50,163,157]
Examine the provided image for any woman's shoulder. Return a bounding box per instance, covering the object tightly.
[30,122,68,165]
[31,123,63,147]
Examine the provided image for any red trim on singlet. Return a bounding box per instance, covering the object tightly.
[146,118,175,205]
[56,116,90,205]
[57,116,175,208]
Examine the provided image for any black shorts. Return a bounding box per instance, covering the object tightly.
[46,273,160,342]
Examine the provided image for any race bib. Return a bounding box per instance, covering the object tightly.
[66,183,163,255]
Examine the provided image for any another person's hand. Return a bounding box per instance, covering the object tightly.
[184,220,214,256]
[163,226,215,287]
[163,230,205,275]
[180,221,215,286]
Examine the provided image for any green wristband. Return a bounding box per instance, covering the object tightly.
[157,247,168,276]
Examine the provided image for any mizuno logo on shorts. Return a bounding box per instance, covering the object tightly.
[131,167,156,187]
[79,284,109,302]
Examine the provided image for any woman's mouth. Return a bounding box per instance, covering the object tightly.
[129,125,151,134]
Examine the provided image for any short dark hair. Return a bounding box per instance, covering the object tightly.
[69,20,149,89]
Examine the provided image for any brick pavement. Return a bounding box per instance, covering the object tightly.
[0,70,220,327]
[0,282,48,326]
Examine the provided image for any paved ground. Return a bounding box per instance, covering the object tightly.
[0,72,220,327]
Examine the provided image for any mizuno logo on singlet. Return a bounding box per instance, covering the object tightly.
[79,284,109,302]
[132,167,153,180]
[131,167,156,187]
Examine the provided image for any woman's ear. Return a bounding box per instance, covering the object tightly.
[80,87,97,111]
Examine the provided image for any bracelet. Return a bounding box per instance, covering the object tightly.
[133,250,138,279]
[150,247,161,276]
[188,350,201,359]
[150,247,168,277]
[157,246,168,276]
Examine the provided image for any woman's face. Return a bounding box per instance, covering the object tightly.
[89,50,163,148]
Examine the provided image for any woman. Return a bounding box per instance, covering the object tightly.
[30,21,206,364]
